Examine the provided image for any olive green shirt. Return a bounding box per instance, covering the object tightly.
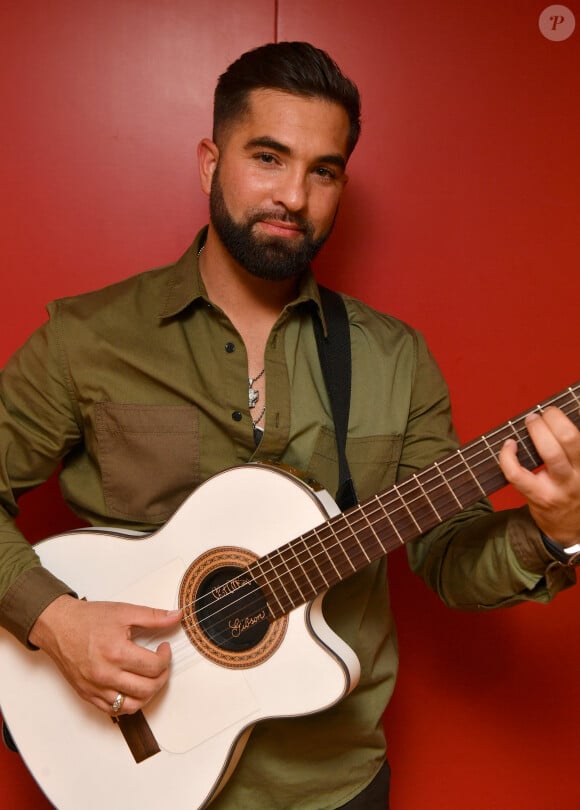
[0,228,575,808]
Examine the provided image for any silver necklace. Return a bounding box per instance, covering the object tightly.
[248,368,265,409]
[199,242,265,432]
[252,405,266,429]
[249,369,266,435]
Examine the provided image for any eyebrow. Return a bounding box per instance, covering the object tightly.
[245,136,347,172]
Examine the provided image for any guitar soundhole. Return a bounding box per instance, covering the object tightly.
[196,565,269,652]
[179,547,288,669]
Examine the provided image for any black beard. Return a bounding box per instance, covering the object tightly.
[209,169,332,281]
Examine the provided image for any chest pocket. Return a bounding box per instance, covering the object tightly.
[306,426,403,504]
[95,402,200,523]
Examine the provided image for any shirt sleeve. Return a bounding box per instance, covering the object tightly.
[0,311,79,645]
[401,332,576,608]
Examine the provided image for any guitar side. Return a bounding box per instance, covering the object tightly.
[0,464,360,810]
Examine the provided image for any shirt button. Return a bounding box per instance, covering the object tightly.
[225,342,236,353]
[232,411,242,422]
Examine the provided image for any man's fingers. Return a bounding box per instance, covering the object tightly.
[499,437,536,495]
[541,406,580,466]
[500,408,580,492]
[525,410,573,480]
[116,603,182,628]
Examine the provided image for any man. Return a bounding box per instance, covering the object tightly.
[0,41,579,809]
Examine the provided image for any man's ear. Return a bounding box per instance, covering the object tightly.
[197,138,220,196]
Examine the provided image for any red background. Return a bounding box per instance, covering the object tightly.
[1,2,579,807]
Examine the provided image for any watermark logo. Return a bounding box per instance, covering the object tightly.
[539,5,576,41]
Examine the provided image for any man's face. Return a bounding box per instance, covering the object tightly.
[208,89,350,280]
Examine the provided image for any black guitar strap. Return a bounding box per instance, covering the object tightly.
[313,287,359,511]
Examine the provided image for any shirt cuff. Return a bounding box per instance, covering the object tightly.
[509,506,576,596]
[0,565,76,648]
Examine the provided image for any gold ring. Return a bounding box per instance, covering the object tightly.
[111,692,125,714]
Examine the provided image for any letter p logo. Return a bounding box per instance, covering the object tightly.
[539,5,576,41]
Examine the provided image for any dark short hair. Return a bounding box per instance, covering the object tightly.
[213,41,361,157]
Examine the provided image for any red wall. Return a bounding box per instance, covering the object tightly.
[1,2,579,807]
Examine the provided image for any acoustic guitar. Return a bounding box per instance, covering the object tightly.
[0,384,578,809]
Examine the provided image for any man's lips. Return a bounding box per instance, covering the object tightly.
[256,219,305,238]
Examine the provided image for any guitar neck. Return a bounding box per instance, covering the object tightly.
[250,383,580,619]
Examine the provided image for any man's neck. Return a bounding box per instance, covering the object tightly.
[199,227,300,338]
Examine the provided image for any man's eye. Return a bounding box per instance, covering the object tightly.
[315,167,336,180]
[256,153,277,164]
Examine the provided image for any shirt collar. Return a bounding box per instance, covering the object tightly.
[157,228,209,319]
[285,267,329,335]
[157,226,328,334]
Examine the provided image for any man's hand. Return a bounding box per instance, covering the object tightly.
[29,595,183,715]
[499,406,580,544]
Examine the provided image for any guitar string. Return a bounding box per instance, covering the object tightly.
[169,388,580,635]
[140,387,580,654]
[148,392,574,650]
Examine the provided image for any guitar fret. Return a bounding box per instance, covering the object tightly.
[323,517,369,575]
[340,516,371,564]
[395,477,431,529]
[279,546,311,604]
[359,511,387,554]
[410,471,445,522]
[374,495,405,546]
[246,382,580,618]
[357,523,390,561]
[481,434,499,463]
[272,550,306,610]
[320,527,345,577]
[414,475,443,521]
[285,544,314,602]
[457,433,507,497]
[468,452,505,495]
[405,468,455,529]
[348,519,388,564]
[392,482,423,533]
[322,515,357,574]
[508,419,536,466]
[457,448,486,496]
[312,537,341,587]
[299,533,331,590]
[433,461,463,511]
[250,558,286,617]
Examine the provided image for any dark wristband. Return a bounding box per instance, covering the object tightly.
[540,531,580,566]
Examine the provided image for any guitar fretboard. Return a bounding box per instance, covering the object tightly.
[249,383,580,619]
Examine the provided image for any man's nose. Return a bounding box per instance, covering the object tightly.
[272,168,308,213]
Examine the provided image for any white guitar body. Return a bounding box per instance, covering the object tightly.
[0,464,360,810]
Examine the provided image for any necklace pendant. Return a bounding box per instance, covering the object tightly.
[249,387,259,409]
[248,368,264,410]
